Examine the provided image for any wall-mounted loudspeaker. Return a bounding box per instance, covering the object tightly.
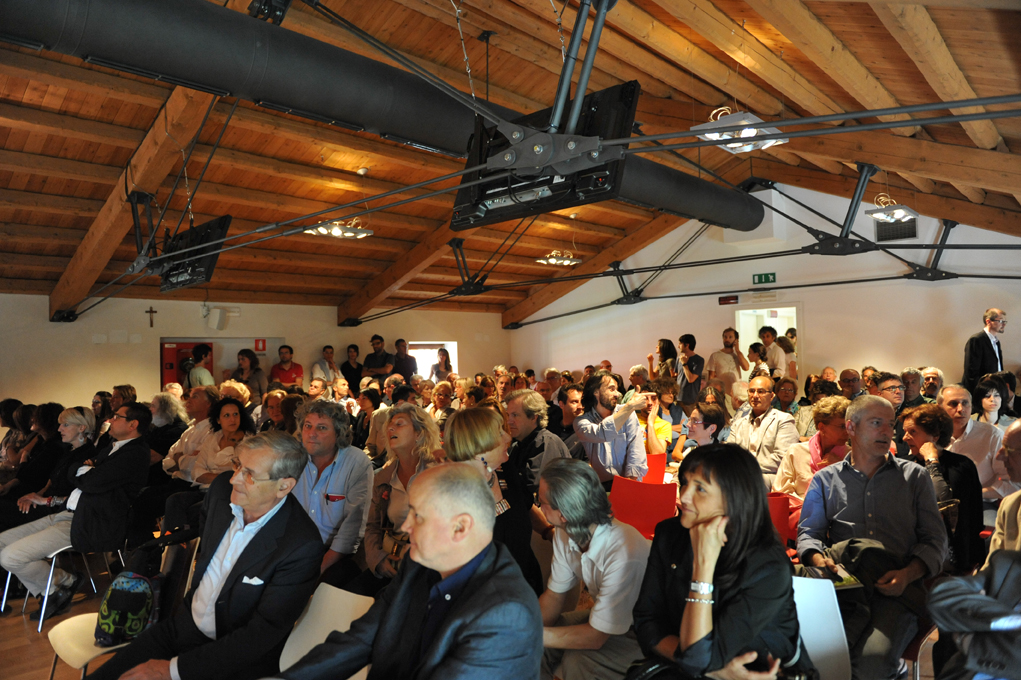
[207,308,226,331]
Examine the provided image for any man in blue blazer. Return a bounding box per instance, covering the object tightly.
[89,432,324,680]
[277,463,543,680]
[963,308,1007,391]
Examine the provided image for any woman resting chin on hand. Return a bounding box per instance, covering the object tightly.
[631,444,815,680]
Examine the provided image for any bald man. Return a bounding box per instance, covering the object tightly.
[277,464,542,680]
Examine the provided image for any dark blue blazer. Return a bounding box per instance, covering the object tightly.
[963,331,1002,391]
[280,542,543,680]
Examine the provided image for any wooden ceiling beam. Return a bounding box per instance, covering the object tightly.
[808,0,1017,8]
[0,48,169,107]
[743,0,919,135]
[652,0,844,116]
[466,228,600,256]
[0,149,121,184]
[0,101,145,148]
[783,131,1021,196]
[753,159,1021,237]
[373,298,508,313]
[210,103,464,175]
[405,0,622,94]
[0,188,103,217]
[190,145,456,210]
[789,152,846,175]
[336,225,475,323]
[418,266,537,285]
[869,2,1020,206]
[397,282,527,302]
[501,212,688,326]
[569,0,783,114]
[462,0,699,102]
[48,88,217,318]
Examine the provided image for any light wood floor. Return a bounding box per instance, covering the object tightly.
[1,557,114,680]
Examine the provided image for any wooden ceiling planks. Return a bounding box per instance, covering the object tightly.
[1,0,1020,320]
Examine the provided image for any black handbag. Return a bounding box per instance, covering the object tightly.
[624,658,690,680]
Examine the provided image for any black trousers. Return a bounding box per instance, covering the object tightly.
[87,606,281,680]
[87,608,211,680]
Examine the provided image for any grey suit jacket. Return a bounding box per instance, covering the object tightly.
[279,542,543,680]
[928,550,1021,680]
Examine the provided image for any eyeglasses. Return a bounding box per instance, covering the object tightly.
[688,419,704,427]
[881,386,906,393]
[778,387,796,394]
[747,389,772,396]
[230,457,278,485]
[109,413,130,421]
[91,399,102,405]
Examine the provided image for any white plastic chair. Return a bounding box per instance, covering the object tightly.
[279,582,374,677]
[792,576,852,680]
[46,612,129,680]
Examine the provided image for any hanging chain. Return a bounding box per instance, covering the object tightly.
[450,1,478,102]
[161,110,195,225]
[549,0,568,61]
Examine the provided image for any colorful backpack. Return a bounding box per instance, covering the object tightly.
[94,571,162,646]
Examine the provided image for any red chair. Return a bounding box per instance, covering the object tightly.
[609,475,677,540]
[642,453,667,485]
[767,492,791,545]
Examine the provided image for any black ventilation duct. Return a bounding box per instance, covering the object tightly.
[0,0,763,231]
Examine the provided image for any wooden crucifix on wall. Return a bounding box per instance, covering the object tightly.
[145,306,157,327]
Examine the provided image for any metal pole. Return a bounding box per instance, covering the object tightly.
[840,163,878,239]
[565,0,610,136]
[930,219,958,270]
[547,0,592,133]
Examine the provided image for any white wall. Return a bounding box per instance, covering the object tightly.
[0,294,511,410]
[509,184,1021,384]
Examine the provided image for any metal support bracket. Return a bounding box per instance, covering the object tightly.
[485,130,619,175]
[903,264,959,282]
[608,261,645,305]
[447,238,490,296]
[339,317,363,327]
[248,0,292,24]
[930,219,958,270]
[840,163,878,239]
[802,237,878,256]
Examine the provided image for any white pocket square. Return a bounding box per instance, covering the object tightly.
[242,576,264,585]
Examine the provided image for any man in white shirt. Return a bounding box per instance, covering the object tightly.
[758,326,786,379]
[940,385,1018,500]
[87,432,324,680]
[537,459,649,680]
[706,327,750,397]
[545,368,564,405]
[727,375,799,487]
[310,345,341,391]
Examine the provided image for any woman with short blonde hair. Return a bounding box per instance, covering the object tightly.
[773,395,850,500]
[442,407,543,594]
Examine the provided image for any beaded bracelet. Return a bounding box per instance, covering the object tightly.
[685,597,714,605]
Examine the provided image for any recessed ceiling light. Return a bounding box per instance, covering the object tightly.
[356,167,369,176]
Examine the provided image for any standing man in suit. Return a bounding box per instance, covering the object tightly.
[88,432,324,680]
[0,402,151,620]
[276,463,543,680]
[964,308,1007,391]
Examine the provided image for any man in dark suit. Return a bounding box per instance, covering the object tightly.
[928,550,1021,680]
[964,308,1007,391]
[89,432,324,680]
[0,401,151,620]
[277,463,543,680]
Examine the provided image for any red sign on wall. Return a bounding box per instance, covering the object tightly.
[255,339,266,351]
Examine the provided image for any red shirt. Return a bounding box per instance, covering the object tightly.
[271,362,304,385]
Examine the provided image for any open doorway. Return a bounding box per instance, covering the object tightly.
[408,341,459,381]
[735,307,798,359]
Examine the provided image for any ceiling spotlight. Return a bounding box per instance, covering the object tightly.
[537,249,581,266]
[305,217,374,240]
[356,167,369,176]
[690,107,788,154]
[865,193,919,223]
[569,212,578,220]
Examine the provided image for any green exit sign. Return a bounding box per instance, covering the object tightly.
[753,273,776,285]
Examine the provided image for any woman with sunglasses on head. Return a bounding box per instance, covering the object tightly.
[633,443,812,679]
[346,403,440,597]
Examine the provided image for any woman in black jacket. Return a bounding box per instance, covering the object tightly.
[633,443,812,679]
[0,402,64,500]
[0,407,96,532]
